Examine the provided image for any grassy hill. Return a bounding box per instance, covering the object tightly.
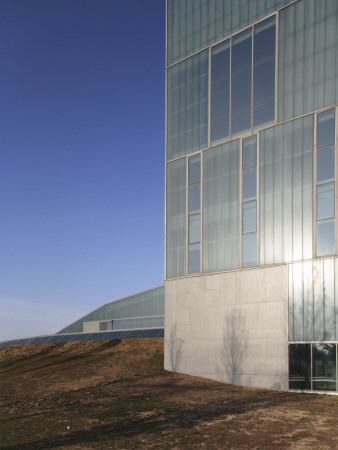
[1,338,337,449]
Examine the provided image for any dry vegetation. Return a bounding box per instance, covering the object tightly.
[0,338,337,449]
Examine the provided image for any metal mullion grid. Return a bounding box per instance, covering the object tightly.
[200,153,204,273]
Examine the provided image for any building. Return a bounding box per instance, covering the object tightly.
[164,0,338,392]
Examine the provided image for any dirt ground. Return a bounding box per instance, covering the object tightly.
[0,338,337,449]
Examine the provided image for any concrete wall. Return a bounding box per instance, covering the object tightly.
[164,264,289,390]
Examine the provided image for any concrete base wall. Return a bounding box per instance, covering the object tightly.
[164,265,289,390]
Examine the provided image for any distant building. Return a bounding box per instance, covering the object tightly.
[164,0,338,392]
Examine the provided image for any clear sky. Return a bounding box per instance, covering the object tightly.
[0,0,165,341]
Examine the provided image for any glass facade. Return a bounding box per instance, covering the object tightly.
[58,286,164,334]
[166,0,338,392]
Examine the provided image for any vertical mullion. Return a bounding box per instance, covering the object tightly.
[239,138,243,267]
[208,47,211,148]
[251,25,254,131]
[185,156,189,275]
[229,36,232,137]
[314,112,317,256]
[257,132,260,265]
[200,153,203,273]
[275,11,279,124]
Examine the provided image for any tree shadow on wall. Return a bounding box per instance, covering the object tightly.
[219,308,247,385]
[167,323,184,372]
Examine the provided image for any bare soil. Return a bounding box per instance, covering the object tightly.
[0,338,337,449]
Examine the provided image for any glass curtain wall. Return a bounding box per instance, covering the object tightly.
[188,155,201,273]
[259,115,314,265]
[167,50,208,160]
[166,159,186,278]
[242,136,258,266]
[210,16,275,144]
[203,139,240,272]
[278,0,338,122]
[289,343,337,392]
[316,109,336,256]
[167,0,294,66]
[289,259,337,342]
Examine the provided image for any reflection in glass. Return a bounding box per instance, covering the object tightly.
[242,168,257,200]
[189,155,201,184]
[317,183,334,220]
[317,220,335,256]
[317,109,335,148]
[254,16,276,63]
[243,201,257,233]
[242,232,257,266]
[231,69,251,113]
[211,40,230,82]
[211,79,230,121]
[189,214,200,243]
[188,243,200,273]
[211,117,229,143]
[253,59,275,104]
[232,29,252,74]
[289,344,311,390]
[317,146,335,182]
[253,100,274,128]
[242,136,257,169]
[231,108,251,135]
[312,344,336,391]
[189,184,200,213]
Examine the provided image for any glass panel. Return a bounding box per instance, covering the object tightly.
[253,100,275,128]
[242,136,257,169]
[232,29,252,74]
[312,343,337,391]
[243,201,257,233]
[211,117,229,144]
[189,214,200,243]
[242,232,257,266]
[188,242,200,273]
[189,154,201,184]
[188,184,200,213]
[317,220,335,256]
[211,79,230,121]
[317,183,335,220]
[231,68,251,113]
[289,344,311,390]
[211,40,230,82]
[254,16,276,63]
[317,109,335,148]
[242,168,256,200]
[317,146,335,182]
[231,108,251,135]
[253,58,275,104]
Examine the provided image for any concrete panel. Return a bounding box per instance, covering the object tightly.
[164,264,289,390]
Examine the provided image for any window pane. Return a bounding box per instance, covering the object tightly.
[189,214,200,243]
[312,344,336,391]
[242,232,257,266]
[188,154,201,184]
[231,68,251,113]
[242,168,256,200]
[317,109,335,148]
[317,220,335,256]
[317,146,335,182]
[231,108,251,135]
[211,117,229,144]
[232,29,252,74]
[242,136,257,169]
[253,58,275,105]
[211,40,230,82]
[254,16,275,63]
[289,344,311,390]
[188,184,200,213]
[211,78,230,121]
[253,100,275,128]
[243,201,257,233]
[188,243,200,273]
[317,183,335,220]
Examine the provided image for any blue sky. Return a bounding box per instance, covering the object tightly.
[0,0,165,341]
